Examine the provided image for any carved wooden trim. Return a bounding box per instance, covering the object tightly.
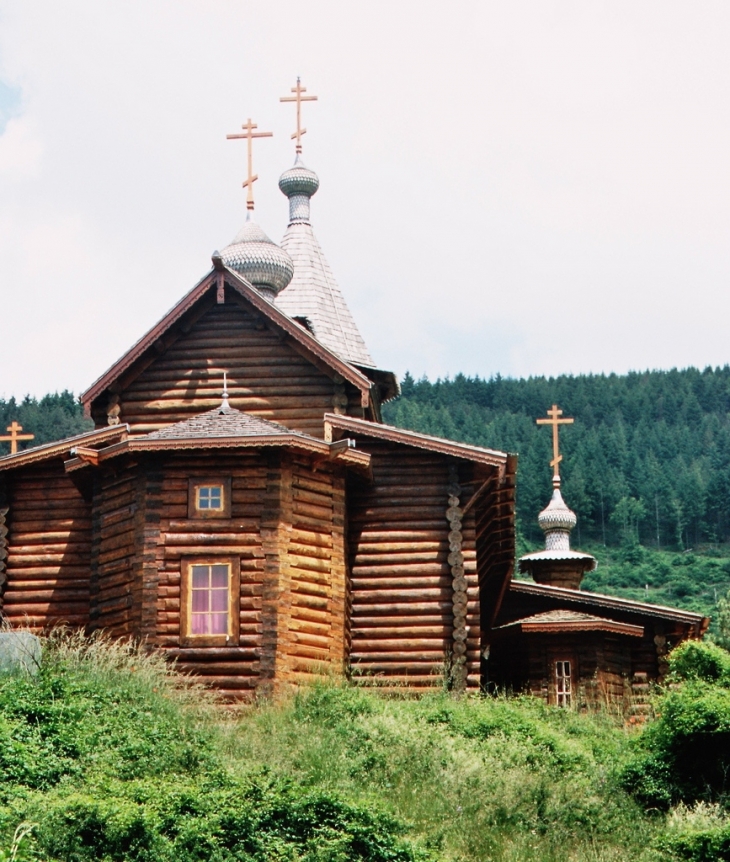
[447,464,468,692]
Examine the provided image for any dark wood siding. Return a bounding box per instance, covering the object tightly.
[346,441,486,690]
[151,452,267,699]
[111,299,345,438]
[3,463,91,629]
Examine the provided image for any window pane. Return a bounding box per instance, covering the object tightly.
[196,485,224,512]
[211,565,228,588]
[191,589,209,613]
[192,566,209,589]
[210,613,228,634]
[191,613,208,635]
[210,589,228,612]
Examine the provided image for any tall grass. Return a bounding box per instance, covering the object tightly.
[0,631,677,861]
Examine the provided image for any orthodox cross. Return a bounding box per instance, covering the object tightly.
[536,404,573,481]
[0,421,34,455]
[280,77,318,154]
[226,118,273,211]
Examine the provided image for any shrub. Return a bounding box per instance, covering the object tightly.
[669,641,730,685]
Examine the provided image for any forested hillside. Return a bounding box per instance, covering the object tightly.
[383,367,730,550]
[0,392,92,453]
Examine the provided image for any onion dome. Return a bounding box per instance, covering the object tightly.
[220,217,294,301]
[538,485,578,551]
[278,156,319,224]
[518,478,596,589]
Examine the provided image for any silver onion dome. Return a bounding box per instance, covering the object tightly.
[220,218,294,300]
[538,487,578,534]
[279,156,319,224]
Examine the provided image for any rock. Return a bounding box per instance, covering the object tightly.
[0,632,41,675]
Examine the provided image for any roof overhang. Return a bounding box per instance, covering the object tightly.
[81,265,375,414]
[323,413,511,469]
[495,613,644,638]
[63,432,371,475]
[0,425,129,472]
[509,579,709,632]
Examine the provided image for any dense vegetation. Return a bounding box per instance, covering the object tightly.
[1,634,730,861]
[383,367,730,551]
[0,393,91,455]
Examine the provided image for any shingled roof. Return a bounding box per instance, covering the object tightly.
[276,156,375,368]
[146,404,295,440]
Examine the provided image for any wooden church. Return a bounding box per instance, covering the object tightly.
[0,84,707,704]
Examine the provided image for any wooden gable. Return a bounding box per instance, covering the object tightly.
[83,268,378,439]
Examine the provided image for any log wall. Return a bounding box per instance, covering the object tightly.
[102,297,355,438]
[346,440,488,691]
[151,452,268,699]
[276,457,346,684]
[3,463,92,629]
[89,465,139,636]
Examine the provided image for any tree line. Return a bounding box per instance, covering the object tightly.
[4,369,730,553]
[382,366,730,549]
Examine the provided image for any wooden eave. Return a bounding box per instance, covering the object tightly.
[324,413,510,468]
[0,425,129,472]
[81,266,375,414]
[497,617,644,638]
[509,580,710,633]
[64,433,371,474]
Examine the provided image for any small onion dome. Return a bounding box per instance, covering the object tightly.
[538,487,577,534]
[279,156,320,199]
[220,218,294,300]
[279,157,319,225]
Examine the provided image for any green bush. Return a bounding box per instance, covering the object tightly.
[622,647,730,808]
[669,641,730,685]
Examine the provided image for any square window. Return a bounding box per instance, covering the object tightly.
[188,478,231,519]
[181,557,240,646]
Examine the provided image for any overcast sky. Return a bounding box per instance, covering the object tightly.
[0,1,729,398]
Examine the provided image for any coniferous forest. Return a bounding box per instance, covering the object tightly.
[6,369,730,619]
[383,366,730,551]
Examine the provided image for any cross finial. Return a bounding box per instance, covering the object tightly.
[536,404,574,486]
[226,118,273,211]
[0,421,34,455]
[280,77,318,155]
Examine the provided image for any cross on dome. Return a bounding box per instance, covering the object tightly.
[280,78,318,155]
[536,404,574,486]
[226,118,273,211]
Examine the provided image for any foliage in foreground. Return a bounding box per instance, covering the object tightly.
[0,631,662,862]
[11,635,730,859]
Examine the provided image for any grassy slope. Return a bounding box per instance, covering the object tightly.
[0,633,675,862]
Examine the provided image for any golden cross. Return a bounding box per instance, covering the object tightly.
[280,77,318,154]
[536,404,574,480]
[0,421,34,455]
[226,118,273,211]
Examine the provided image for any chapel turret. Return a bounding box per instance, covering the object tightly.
[518,405,596,589]
[274,78,376,368]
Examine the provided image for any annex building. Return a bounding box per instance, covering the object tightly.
[0,85,708,706]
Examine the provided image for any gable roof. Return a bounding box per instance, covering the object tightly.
[0,425,128,472]
[324,413,511,468]
[508,579,709,631]
[81,264,375,413]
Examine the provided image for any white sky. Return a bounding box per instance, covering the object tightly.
[1,1,729,397]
